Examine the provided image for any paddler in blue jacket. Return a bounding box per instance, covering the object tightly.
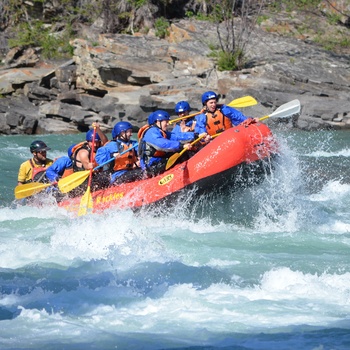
[172,101,196,136]
[195,91,258,137]
[139,110,198,177]
[45,156,73,183]
[95,121,142,184]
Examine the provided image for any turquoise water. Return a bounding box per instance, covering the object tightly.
[1,130,350,349]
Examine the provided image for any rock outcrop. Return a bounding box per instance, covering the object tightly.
[0,19,349,135]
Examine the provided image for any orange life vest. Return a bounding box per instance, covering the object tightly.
[138,124,150,141]
[61,168,74,178]
[71,141,97,171]
[205,109,232,136]
[113,143,138,171]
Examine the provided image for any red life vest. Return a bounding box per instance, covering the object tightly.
[29,159,49,182]
[205,109,232,136]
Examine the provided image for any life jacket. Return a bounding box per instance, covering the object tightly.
[205,108,232,136]
[139,125,168,164]
[29,159,49,183]
[71,141,96,171]
[138,124,149,141]
[61,168,74,178]
[113,141,138,172]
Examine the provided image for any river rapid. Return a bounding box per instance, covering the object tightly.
[0,129,350,349]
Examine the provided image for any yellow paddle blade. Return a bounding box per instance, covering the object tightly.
[78,186,93,216]
[165,152,181,171]
[14,182,51,199]
[227,96,258,108]
[58,170,90,193]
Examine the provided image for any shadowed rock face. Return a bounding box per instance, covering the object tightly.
[0,18,349,135]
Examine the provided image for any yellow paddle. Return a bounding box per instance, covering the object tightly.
[77,126,96,216]
[226,95,258,108]
[14,182,53,200]
[165,133,207,171]
[58,170,90,194]
[169,95,258,125]
[58,144,138,194]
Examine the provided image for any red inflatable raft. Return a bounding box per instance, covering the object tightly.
[58,121,278,214]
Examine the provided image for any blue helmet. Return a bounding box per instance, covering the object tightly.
[67,144,76,157]
[201,91,218,105]
[151,110,170,124]
[147,112,155,125]
[112,121,133,139]
[175,101,191,114]
[86,129,101,141]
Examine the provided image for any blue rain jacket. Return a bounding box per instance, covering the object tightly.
[140,126,194,170]
[45,156,73,182]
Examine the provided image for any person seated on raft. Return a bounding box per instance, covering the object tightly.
[139,110,202,177]
[171,100,206,155]
[45,144,75,183]
[195,91,259,139]
[172,101,196,135]
[70,122,108,172]
[69,122,110,194]
[95,121,143,185]
[17,140,53,186]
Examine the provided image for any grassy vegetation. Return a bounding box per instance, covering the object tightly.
[3,0,349,67]
[154,17,170,38]
[8,21,74,59]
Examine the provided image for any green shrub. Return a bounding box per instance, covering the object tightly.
[209,48,245,71]
[154,17,169,39]
[218,50,245,71]
[8,21,74,59]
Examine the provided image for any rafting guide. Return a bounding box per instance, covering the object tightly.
[17,140,53,185]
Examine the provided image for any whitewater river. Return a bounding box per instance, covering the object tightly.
[0,129,350,349]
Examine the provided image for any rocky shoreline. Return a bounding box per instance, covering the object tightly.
[1,19,350,135]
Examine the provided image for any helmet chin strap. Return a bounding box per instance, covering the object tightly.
[33,153,46,166]
[119,132,129,141]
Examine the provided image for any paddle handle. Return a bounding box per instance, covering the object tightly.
[87,126,97,188]
[169,107,226,125]
[169,96,258,125]
[169,111,202,125]
[176,133,206,156]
